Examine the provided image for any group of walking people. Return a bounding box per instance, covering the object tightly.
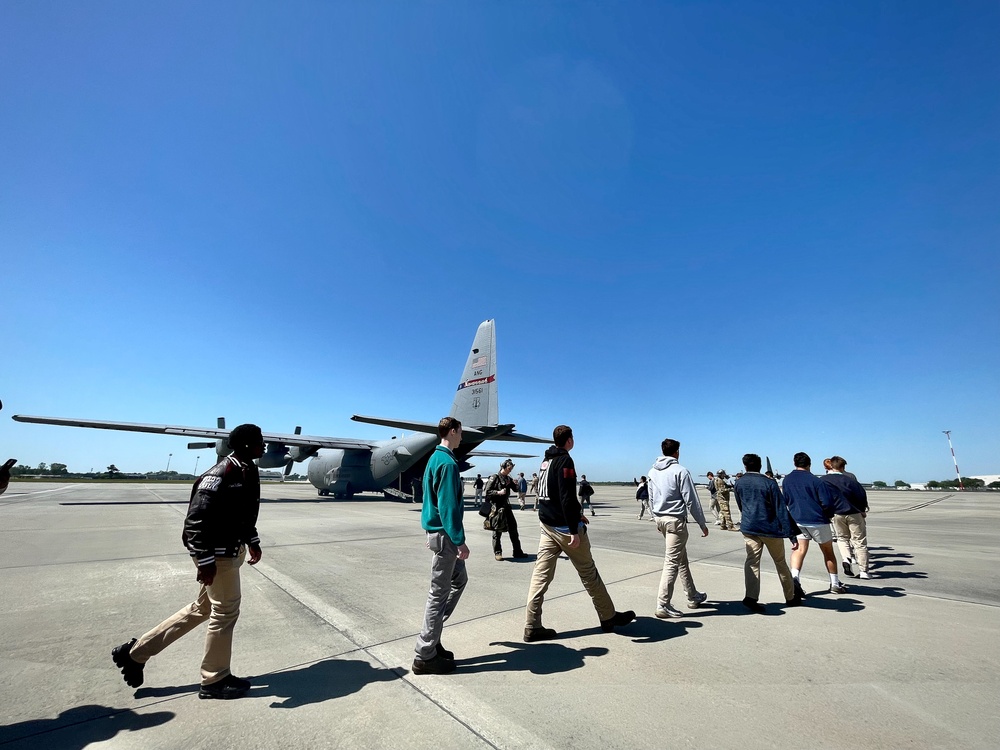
[109,420,873,694]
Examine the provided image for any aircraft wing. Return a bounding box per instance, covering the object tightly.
[350,415,486,437]
[351,415,546,443]
[485,430,549,444]
[466,450,537,459]
[12,415,379,450]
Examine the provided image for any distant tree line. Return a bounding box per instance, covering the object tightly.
[9,462,70,476]
[870,478,997,490]
[7,461,306,482]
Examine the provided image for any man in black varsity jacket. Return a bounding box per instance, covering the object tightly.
[112,424,265,700]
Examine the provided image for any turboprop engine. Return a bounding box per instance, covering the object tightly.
[187,417,230,461]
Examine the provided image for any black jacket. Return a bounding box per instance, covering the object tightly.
[538,446,584,534]
[485,473,516,506]
[183,455,261,568]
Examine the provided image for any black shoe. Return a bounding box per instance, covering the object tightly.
[111,639,145,688]
[600,610,636,633]
[793,580,806,600]
[436,643,454,661]
[742,597,765,614]
[199,674,251,700]
[829,582,849,595]
[523,626,557,642]
[512,551,529,559]
[412,654,456,675]
[785,593,803,607]
[842,560,854,578]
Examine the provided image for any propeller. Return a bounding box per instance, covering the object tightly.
[283,426,302,477]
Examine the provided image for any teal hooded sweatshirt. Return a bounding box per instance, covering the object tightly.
[421,445,465,546]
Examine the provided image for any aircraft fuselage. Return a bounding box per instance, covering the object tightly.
[306,433,438,498]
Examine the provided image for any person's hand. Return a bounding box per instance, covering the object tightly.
[700,526,709,537]
[581,515,590,526]
[248,544,262,565]
[568,534,580,549]
[457,543,471,560]
[790,540,799,551]
[197,563,217,586]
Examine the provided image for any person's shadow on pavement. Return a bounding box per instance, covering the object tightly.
[254,658,398,709]
[0,705,173,749]
[457,641,608,675]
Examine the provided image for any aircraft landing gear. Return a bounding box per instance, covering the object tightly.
[318,489,330,497]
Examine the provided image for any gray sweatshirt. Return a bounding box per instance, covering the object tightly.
[647,456,708,529]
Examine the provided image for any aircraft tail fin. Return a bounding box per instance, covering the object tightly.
[450,319,498,427]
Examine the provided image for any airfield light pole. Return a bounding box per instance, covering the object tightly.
[193,455,200,476]
[942,431,964,490]
[166,453,172,474]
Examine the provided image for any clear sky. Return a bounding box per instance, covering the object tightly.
[2,1,997,484]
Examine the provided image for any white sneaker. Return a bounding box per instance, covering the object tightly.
[859,570,873,579]
[688,591,708,608]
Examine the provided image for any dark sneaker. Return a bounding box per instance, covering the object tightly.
[412,654,456,675]
[199,674,251,700]
[436,643,454,661]
[512,551,529,559]
[111,639,145,688]
[842,560,854,578]
[829,582,849,595]
[742,597,765,614]
[600,610,636,632]
[523,626,557,642]
[785,593,803,607]
[793,579,806,600]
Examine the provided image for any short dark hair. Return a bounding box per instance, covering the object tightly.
[437,417,462,439]
[553,425,573,447]
[742,453,762,472]
[829,455,847,471]
[229,423,263,451]
[793,452,811,469]
[661,438,680,456]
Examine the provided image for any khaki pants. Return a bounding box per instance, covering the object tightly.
[743,535,794,601]
[832,513,869,571]
[131,550,245,685]
[655,516,699,607]
[525,523,615,627]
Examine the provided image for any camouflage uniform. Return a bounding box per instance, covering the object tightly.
[714,473,736,530]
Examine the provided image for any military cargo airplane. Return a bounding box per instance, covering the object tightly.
[13,320,547,499]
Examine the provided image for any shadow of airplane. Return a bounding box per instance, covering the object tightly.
[0,705,173,749]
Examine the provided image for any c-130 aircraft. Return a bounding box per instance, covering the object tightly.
[13,320,547,499]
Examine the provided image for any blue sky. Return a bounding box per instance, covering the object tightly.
[2,1,997,483]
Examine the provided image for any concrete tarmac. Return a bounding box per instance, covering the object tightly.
[1,482,997,749]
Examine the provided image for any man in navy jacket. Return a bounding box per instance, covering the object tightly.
[783,452,853,596]
[734,454,800,611]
